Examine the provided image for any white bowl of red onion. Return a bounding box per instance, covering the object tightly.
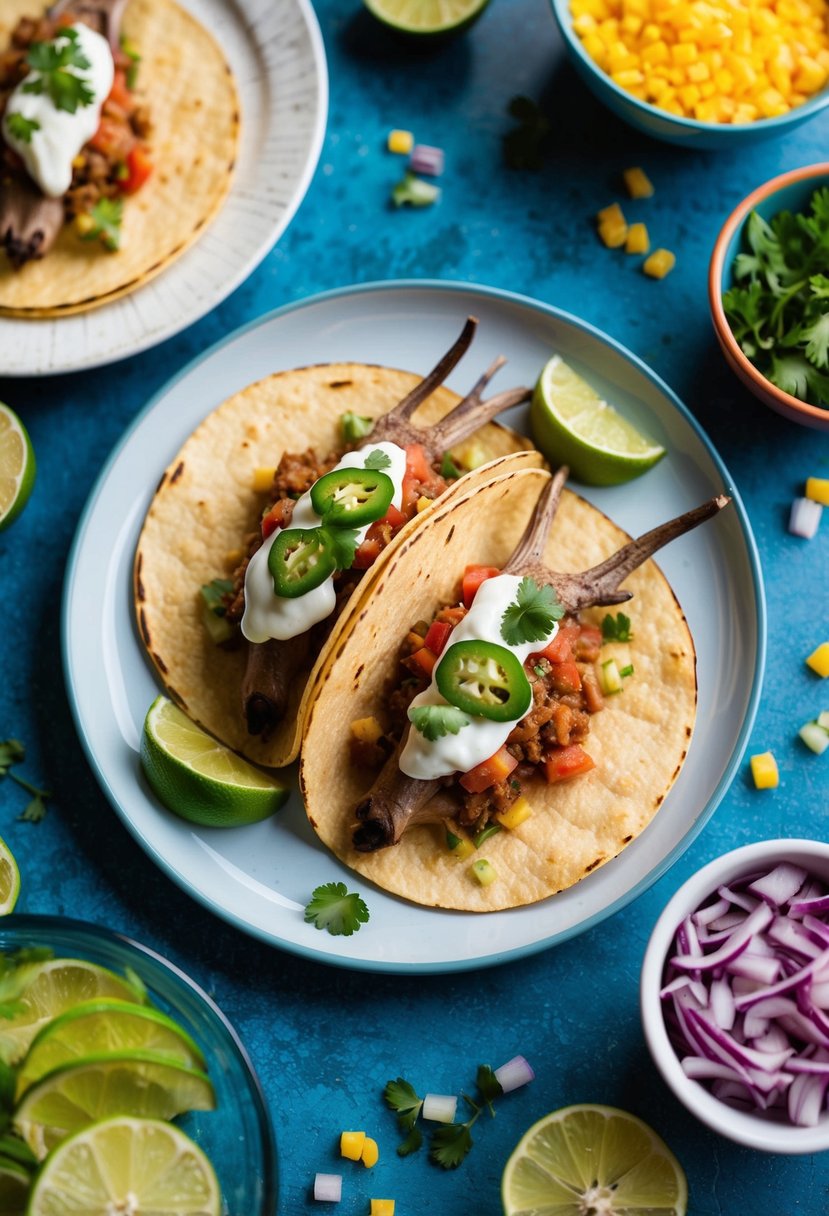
[641,840,829,1153]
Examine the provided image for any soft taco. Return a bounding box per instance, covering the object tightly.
[134,320,545,770]
[0,0,238,316]
[299,464,729,912]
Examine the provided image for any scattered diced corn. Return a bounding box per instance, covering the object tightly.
[251,466,276,492]
[495,796,533,830]
[74,213,94,236]
[597,203,629,248]
[416,495,432,513]
[643,248,676,279]
[351,716,383,744]
[387,129,413,154]
[623,166,654,198]
[750,751,779,789]
[72,154,85,168]
[340,1131,366,1161]
[625,221,650,254]
[806,642,829,678]
[471,858,497,886]
[361,1137,379,1168]
[806,477,829,507]
[370,1202,395,1216]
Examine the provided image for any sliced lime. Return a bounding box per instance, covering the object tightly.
[0,960,142,1066]
[14,1050,216,1159]
[531,356,665,486]
[16,998,206,1099]
[26,1116,221,1215]
[140,695,289,827]
[0,840,19,917]
[363,0,489,35]
[501,1104,687,1216]
[0,1155,29,1213]
[0,404,35,532]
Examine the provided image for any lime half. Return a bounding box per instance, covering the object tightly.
[502,1104,687,1216]
[27,1116,221,1216]
[363,0,489,35]
[531,356,665,486]
[141,696,289,827]
[14,1050,216,1159]
[0,838,19,917]
[0,404,35,532]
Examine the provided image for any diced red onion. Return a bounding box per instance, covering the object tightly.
[710,977,736,1029]
[789,497,822,539]
[410,144,445,176]
[423,1093,458,1123]
[314,1174,342,1203]
[672,903,772,971]
[494,1055,535,1094]
[789,895,829,917]
[693,896,731,927]
[748,864,809,907]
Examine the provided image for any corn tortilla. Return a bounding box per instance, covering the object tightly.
[0,0,238,317]
[300,466,698,912]
[134,361,542,769]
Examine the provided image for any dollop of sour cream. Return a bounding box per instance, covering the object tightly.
[241,441,408,644]
[2,24,114,198]
[399,574,559,781]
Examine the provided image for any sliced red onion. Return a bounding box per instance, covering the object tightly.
[671,903,772,971]
[693,896,731,927]
[734,951,829,1011]
[710,976,736,1030]
[789,894,829,917]
[788,1072,828,1126]
[717,884,760,913]
[660,974,708,1005]
[752,1026,790,1054]
[767,916,824,960]
[314,1174,342,1203]
[423,1093,458,1123]
[494,1055,535,1094]
[725,953,781,984]
[748,864,809,907]
[708,909,749,933]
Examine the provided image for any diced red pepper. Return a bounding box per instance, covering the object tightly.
[548,660,582,694]
[544,744,595,784]
[460,745,518,794]
[462,565,501,609]
[405,646,437,679]
[424,620,452,656]
[121,144,153,194]
[260,498,292,539]
[533,618,580,664]
[108,69,133,112]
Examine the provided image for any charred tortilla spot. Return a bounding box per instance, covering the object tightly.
[154,471,167,494]
[622,834,633,843]
[328,380,353,389]
[139,608,151,646]
[355,664,365,680]
[170,461,185,484]
[446,525,455,544]
[153,652,168,675]
[656,793,665,806]
[585,857,603,872]
[686,725,692,737]
[135,554,144,600]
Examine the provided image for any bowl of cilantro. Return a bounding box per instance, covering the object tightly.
[709,163,829,431]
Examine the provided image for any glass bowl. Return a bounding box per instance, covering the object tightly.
[0,914,277,1214]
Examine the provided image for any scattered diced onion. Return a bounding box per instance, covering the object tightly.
[422,1093,458,1123]
[789,497,822,539]
[314,1174,342,1203]
[494,1054,535,1093]
[799,721,829,755]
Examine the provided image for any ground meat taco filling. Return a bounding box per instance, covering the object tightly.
[349,565,610,839]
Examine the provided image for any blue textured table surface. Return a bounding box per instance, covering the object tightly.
[2,0,829,1211]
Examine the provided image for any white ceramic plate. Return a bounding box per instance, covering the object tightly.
[0,0,327,377]
[63,281,766,973]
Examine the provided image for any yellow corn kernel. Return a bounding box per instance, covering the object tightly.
[251,466,276,492]
[806,477,829,507]
[573,11,598,32]
[361,1137,379,1168]
[750,751,779,790]
[641,40,670,64]
[597,202,626,226]
[671,41,698,64]
[387,129,413,154]
[74,213,94,236]
[794,56,828,93]
[495,796,533,830]
[370,1202,395,1216]
[341,1131,366,1161]
[612,67,646,86]
[351,716,383,745]
[643,248,676,278]
[687,61,711,82]
[72,154,85,168]
[599,220,629,247]
[678,82,701,108]
[621,13,644,34]
[623,166,654,198]
[224,548,243,568]
[416,494,432,513]
[625,221,650,254]
[806,642,829,678]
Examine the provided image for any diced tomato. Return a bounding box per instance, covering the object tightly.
[533,618,580,664]
[405,646,437,679]
[548,660,582,694]
[108,69,133,112]
[405,443,433,484]
[121,145,153,194]
[424,620,452,656]
[578,623,603,649]
[438,604,467,628]
[260,498,292,539]
[89,117,135,159]
[352,536,382,570]
[462,565,500,609]
[544,744,595,784]
[460,745,518,794]
[380,504,407,532]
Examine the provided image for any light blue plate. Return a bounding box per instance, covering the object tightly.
[62,281,765,973]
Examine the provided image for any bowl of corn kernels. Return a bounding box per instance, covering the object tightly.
[549,0,829,149]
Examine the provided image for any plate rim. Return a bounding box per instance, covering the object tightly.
[0,0,329,378]
[61,278,767,973]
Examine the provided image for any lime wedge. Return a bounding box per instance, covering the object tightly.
[531,356,665,486]
[17,999,206,1099]
[26,1116,221,1215]
[140,695,289,827]
[14,1050,216,1159]
[0,404,35,532]
[0,1155,29,1212]
[363,0,489,35]
[0,960,143,1066]
[501,1104,687,1216]
[0,839,19,917]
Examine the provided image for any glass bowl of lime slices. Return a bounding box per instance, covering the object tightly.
[0,914,276,1215]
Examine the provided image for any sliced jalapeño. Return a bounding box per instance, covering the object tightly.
[268,527,337,599]
[310,467,395,528]
[436,640,532,723]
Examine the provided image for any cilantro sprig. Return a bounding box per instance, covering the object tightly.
[501,577,563,646]
[79,198,123,253]
[4,113,40,144]
[601,612,633,643]
[363,449,391,471]
[24,28,95,115]
[384,1064,506,1169]
[0,740,50,823]
[408,704,471,742]
[723,189,829,407]
[304,882,369,936]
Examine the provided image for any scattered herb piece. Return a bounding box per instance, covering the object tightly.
[472,823,501,848]
[440,452,462,480]
[430,1120,472,1169]
[533,664,545,678]
[327,526,360,572]
[79,198,123,252]
[120,36,141,90]
[0,739,50,822]
[408,704,471,742]
[501,577,563,646]
[364,449,392,471]
[304,882,369,936]
[341,411,373,443]
[391,172,441,209]
[5,113,40,143]
[601,612,633,643]
[199,578,233,618]
[24,28,94,114]
[619,664,634,678]
[503,96,549,171]
[0,742,25,778]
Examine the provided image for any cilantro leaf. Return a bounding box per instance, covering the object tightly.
[430,1121,473,1169]
[601,612,633,642]
[5,113,40,144]
[500,577,563,646]
[384,1077,423,1128]
[0,741,25,778]
[397,1125,423,1156]
[80,198,123,252]
[24,29,94,114]
[364,449,391,471]
[327,527,360,571]
[391,172,440,208]
[304,882,369,936]
[803,313,829,369]
[408,704,471,742]
[476,1064,503,1108]
[18,793,47,824]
